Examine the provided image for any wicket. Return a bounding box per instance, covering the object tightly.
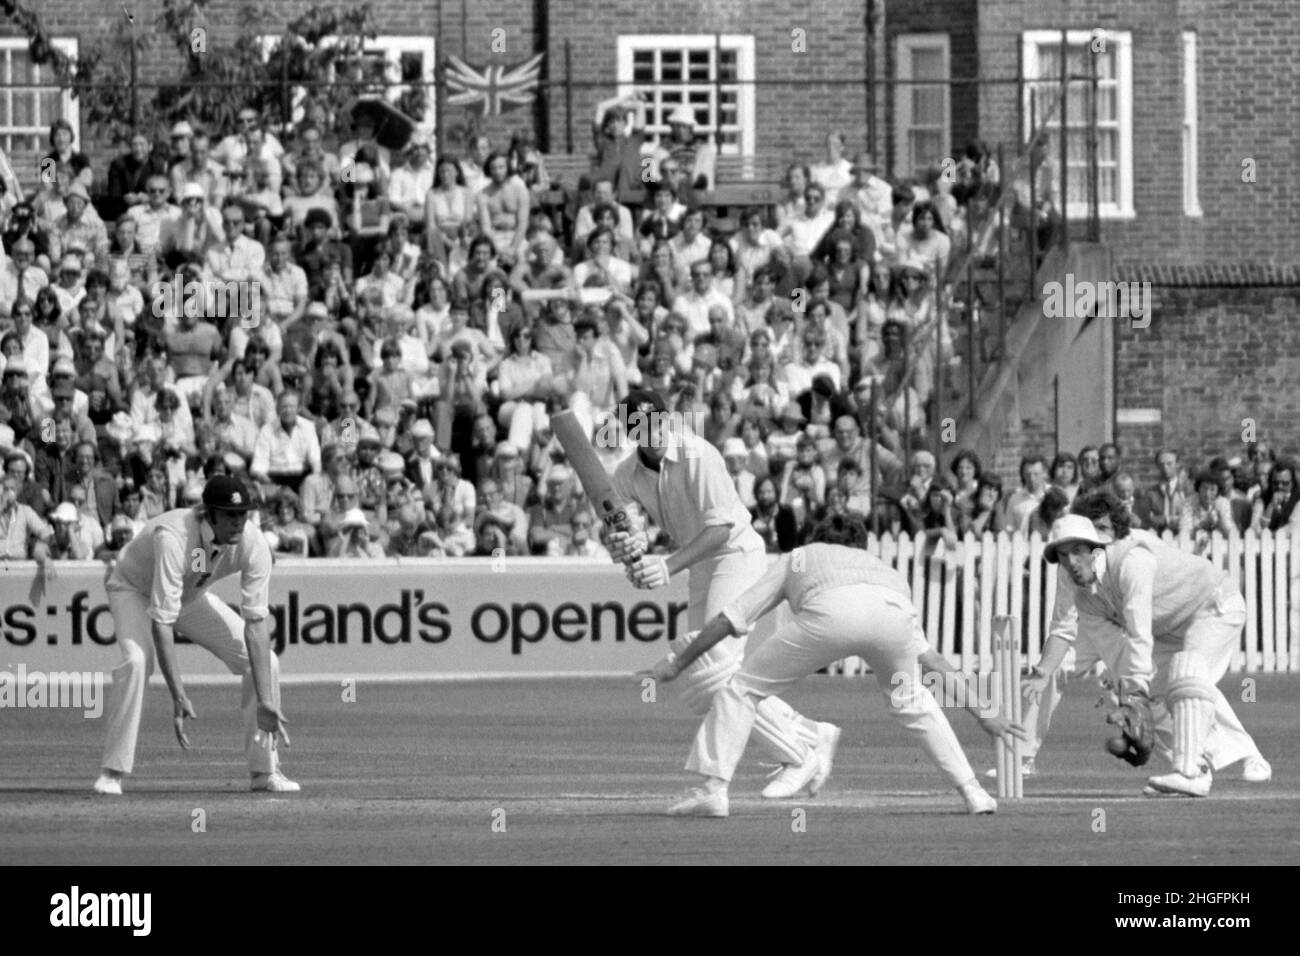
[993,615,1024,799]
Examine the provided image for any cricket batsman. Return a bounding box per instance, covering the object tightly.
[641,515,1023,816]
[92,474,298,795]
[1028,491,1271,797]
[609,388,840,799]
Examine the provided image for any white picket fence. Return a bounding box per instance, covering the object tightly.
[817,530,1299,675]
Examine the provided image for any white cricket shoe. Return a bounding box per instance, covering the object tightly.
[807,723,842,796]
[251,770,301,793]
[667,786,729,818]
[1146,766,1212,797]
[92,773,123,796]
[760,750,822,799]
[959,781,997,815]
[1241,756,1272,782]
[984,757,1037,779]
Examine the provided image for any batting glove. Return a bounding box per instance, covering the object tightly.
[607,529,648,564]
[627,554,670,589]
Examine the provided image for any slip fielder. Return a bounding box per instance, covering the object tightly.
[642,515,1023,816]
[610,388,839,799]
[1028,491,1271,796]
[92,474,298,795]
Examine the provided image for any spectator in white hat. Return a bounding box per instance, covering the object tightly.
[328,506,386,558]
[652,104,717,201]
[722,436,757,509]
[53,181,109,269]
[47,499,101,559]
[160,181,225,266]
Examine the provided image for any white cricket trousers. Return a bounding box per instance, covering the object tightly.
[1079,591,1260,770]
[101,589,281,776]
[674,549,820,766]
[686,583,978,787]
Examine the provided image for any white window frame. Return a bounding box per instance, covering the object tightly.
[616,34,756,156]
[894,34,950,181]
[1182,31,1201,217]
[1022,29,1133,219]
[0,38,79,156]
[259,35,436,135]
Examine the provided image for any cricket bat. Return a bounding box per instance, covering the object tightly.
[551,410,640,557]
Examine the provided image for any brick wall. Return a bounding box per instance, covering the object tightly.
[988,382,1058,490]
[883,0,980,181]
[543,0,887,173]
[1114,283,1300,486]
[978,0,1300,269]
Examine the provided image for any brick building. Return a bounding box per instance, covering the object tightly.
[3,0,1296,483]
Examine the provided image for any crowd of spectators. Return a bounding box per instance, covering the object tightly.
[2,97,1272,567]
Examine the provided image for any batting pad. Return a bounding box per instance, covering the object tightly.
[752,696,814,767]
[1165,652,1217,777]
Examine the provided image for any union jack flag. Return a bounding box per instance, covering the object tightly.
[444,53,544,116]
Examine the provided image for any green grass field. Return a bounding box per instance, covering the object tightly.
[1,673,1297,865]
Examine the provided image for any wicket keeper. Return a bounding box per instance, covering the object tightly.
[1030,492,1270,796]
[93,474,298,795]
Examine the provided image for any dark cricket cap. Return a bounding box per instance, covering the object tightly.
[202,474,255,512]
[624,388,668,416]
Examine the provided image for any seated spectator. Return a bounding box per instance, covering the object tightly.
[750,474,798,553]
[721,436,756,508]
[638,182,683,257]
[653,105,716,200]
[574,180,635,247]
[281,122,341,194]
[170,129,227,209]
[948,449,982,524]
[250,389,320,493]
[766,402,806,474]
[489,441,535,510]
[895,200,950,282]
[571,228,634,298]
[1,239,51,320]
[1182,470,1235,551]
[46,500,100,559]
[94,513,137,561]
[212,107,285,196]
[563,508,610,559]
[527,465,578,554]
[4,448,51,515]
[328,507,386,558]
[388,138,435,229]
[0,471,53,563]
[1256,457,1300,536]
[3,201,56,272]
[959,473,1005,537]
[1002,455,1048,535]
[474,478,529,555]
[52,183,109,270]
[266,489,312,557]
[778,183,834,282]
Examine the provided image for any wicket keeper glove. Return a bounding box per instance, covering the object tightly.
[627,554,670,589]
[1104,683,1156,767]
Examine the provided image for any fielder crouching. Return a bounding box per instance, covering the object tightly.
[642,515,1025,817]
[1030,492,1270,797]
[93,475,298,796]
